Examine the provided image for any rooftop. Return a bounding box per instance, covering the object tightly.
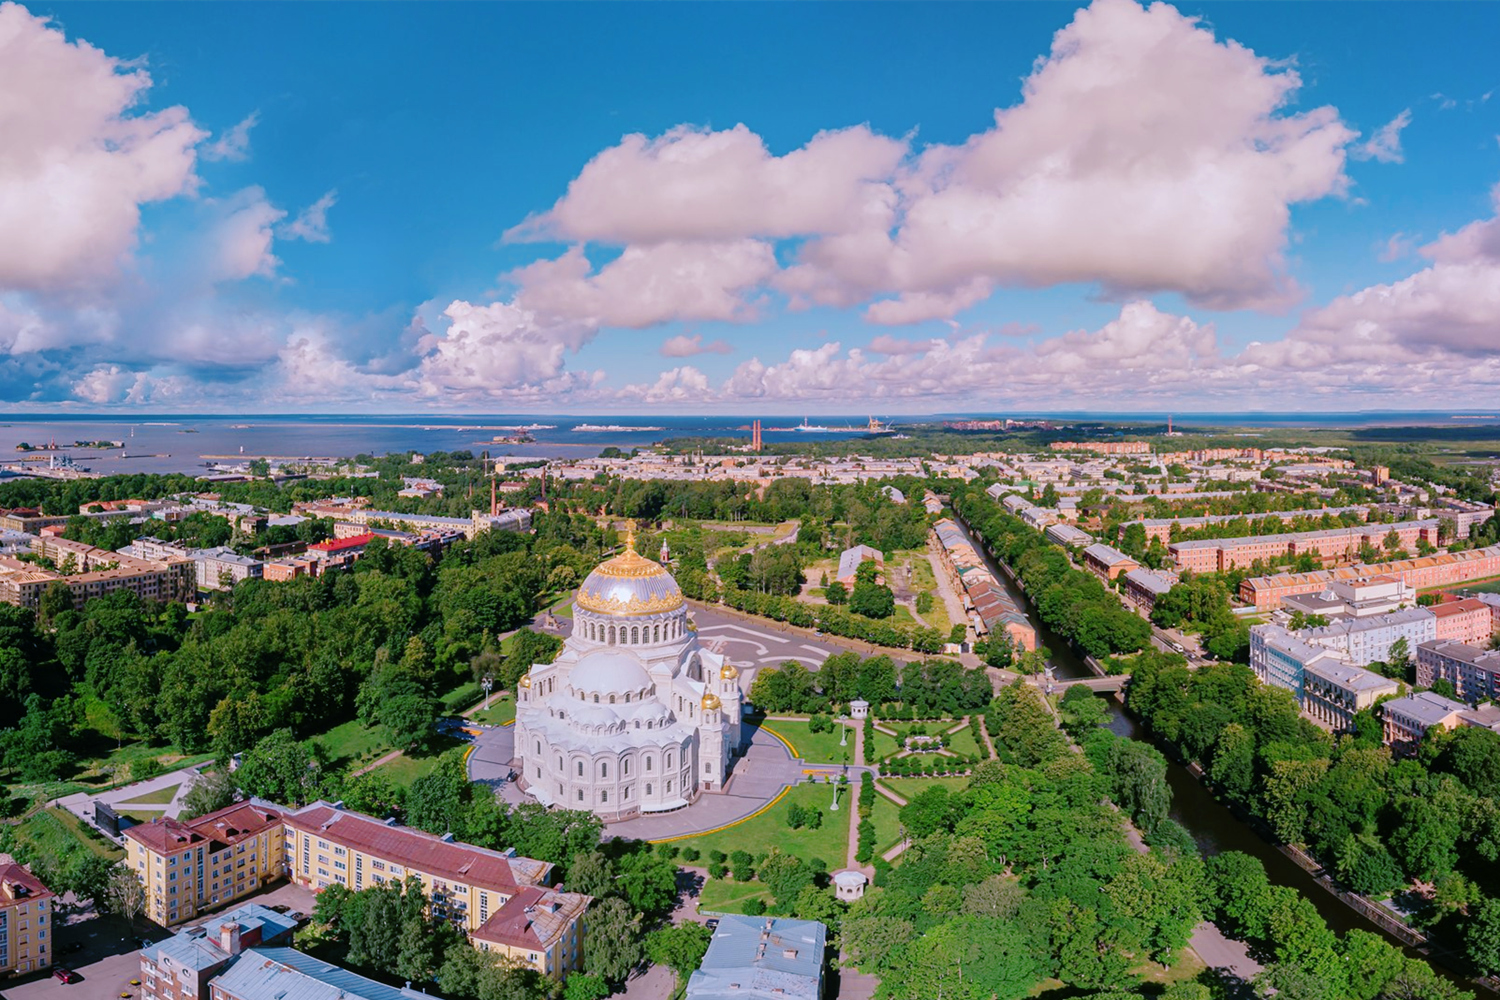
[124,800,283,856]
[209,947,427,1000]
[470,885,591,950]
[686,914,827,1000]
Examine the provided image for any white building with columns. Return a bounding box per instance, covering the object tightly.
[514,527,744,822]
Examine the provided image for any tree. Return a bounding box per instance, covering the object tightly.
[1387,636,1410,679]
[235,728,324,806]
[106,866,145,925]
[179,769,237,820]
[563,974,610,1000]
[383,692,440,751]
[248,458,271,478]
[617,849,678,918]
[646,922,713,982]
[849,579,895,619]
[581,897,643,983]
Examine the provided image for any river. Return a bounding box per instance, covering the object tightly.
[946,509,1494,997]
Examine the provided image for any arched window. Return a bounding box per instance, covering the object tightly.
[577,789,584,802]
[609,625,616,645]
[535,741,541,755]
[600,762,608,778]
[609,695,616,704]
[624,693,631,703]
[646,756,654,771]
[624,785,631,799]
[666,752,673,768]
[646,783,653,796]
[631,626,639,644]
[593,694,599,703]
[653,624,660,642]
[601,790,608,803]
[624,759,631,775]
[576,760,583,777]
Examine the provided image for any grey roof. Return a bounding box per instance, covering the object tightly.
[1383,691,1469,728]
[209,948,427,1000]
[142,905,297,973]
[1302,658,1399,694]
[193,546,262,567]
[687,915,826,1000]
[1083,543,1136,567]
[1299,606,1434,640]
[1124,568,1175,596]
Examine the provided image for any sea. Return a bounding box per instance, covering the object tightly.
[0,411,1496,477]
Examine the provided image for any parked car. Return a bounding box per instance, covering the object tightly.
[267,904,291,914]
[53,968,78,983]
[288,911,306,924]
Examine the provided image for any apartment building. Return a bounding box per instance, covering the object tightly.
[1299,607,1436,666]
[1300,658,1399,731]
[1081,543,1139,581]
[1430,598,1495,645]
[193,548,263,590]
[139,904,297,1000]
[281,802,589,978]
[1249,624,1347,701]
[1281,576,1416,620]
[686,915,828,1000]
[1123,568,1177,612]
[1381,691,1472,755]
[124,802,286,927]
[1239,544,1500,609]
[1416,639,1500,702]
[208,947,427,1000]
[0,858,53,976]
[1168,519,1437,574]
[1044,523,1094,549]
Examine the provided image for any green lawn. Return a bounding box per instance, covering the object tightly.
[878,775,973,800]
[314,720,393,772]
[868,727,901,760]
[698,877,774,915]
[1457,576,1500,595]
[440,681,484,714]
[871,790,904,855]
[369,734,466,785]
[4,744,215,803]
[944,725,981,758]
[762,719,854,765]
[120,783,181,806]
[12,807,124,862]
[662,781,849,868]
[471,696,516,725]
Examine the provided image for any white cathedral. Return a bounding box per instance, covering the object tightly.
[514,527,745,822]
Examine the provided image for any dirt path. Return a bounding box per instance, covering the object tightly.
[350,749,402,778]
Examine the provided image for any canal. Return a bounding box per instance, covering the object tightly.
[948,509,1493,996]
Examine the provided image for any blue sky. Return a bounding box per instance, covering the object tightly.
[1,0,1498,413]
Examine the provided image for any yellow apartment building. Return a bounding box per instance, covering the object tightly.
[0,857,54,976]
[123,802,285,928]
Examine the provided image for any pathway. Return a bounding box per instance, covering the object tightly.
[350,749,403,778]
[844,722,864,872]
[927,541,969,630]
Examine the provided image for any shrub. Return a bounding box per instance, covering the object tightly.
[681,847,701,862]
[743,898,766,916]
[708,862,728,879]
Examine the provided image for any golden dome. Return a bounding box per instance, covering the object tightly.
[720,663,739,680]
[702,691,722,711]
[518,673,531,688]
[576,522,685,617]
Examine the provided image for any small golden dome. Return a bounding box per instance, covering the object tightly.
[720,663,739,680]
[518,673,532,688]
[701,691,722,711]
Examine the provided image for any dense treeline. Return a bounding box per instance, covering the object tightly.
[1128,650,1500,980]
[952,487,1151,658]
[747,652,991,716]
[0,508,615,782]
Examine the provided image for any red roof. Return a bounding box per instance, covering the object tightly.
[0,862,54,905]
[124,801,283,855]
[308,532,376,553]
[283,804,551,893]
[471,886,590,950]
[1432,599,1488,618]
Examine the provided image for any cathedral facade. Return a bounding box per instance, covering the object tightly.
[513,529,744,822]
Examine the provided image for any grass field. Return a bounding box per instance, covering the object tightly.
[12,807,124,862]
[869,726,901,760]
[878,775,973,799]
[440,681,484,714]
[944,725,982,758]
[471,696,516,725]
[117,808,167,824]
[698,877,774,914]
[120,783,181,806]
[369,734,466,785]
[663,781,849,867]
[762,719,854,765]
[871,790,904,855]
[314,720,392,771]
[1456,576,1500,595]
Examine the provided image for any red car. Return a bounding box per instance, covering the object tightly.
[53,967,78,983]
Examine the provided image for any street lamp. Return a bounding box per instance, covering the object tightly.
[839,716,848,747]
[481,674,494,707]
[829,776,840,812]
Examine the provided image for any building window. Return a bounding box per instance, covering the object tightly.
[577,760,584,777]
[646,783,652,795]
[705,763,712,773]
[646,756,653,771]
[623,759,630,776]
[577,789,584,802]
[600,762,608,778]
[601,790,608,803]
